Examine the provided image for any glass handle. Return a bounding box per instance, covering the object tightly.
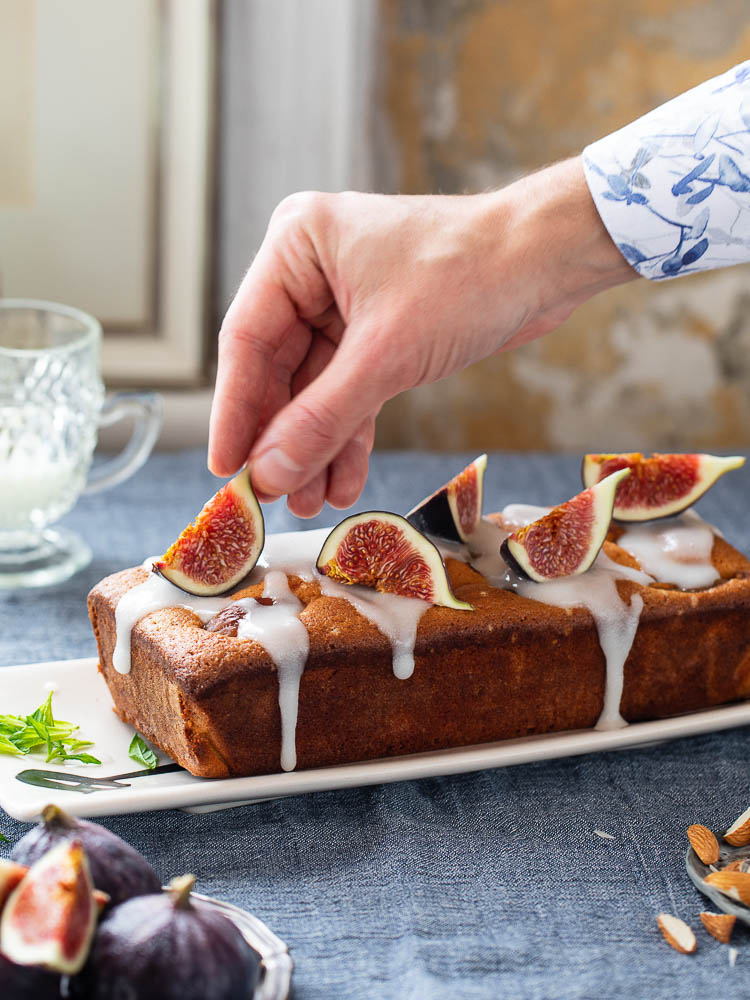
[83,391,163,495]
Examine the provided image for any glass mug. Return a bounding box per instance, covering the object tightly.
[0,299,163,588]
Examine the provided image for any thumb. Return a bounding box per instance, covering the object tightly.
[249,332,390,498]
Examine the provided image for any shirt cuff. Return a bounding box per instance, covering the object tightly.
[582,61,750,280]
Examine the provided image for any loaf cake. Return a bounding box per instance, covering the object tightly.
[87,509,750,779]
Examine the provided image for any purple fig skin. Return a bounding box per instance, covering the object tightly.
[10,806,160,908]
[0,951,61,1000]
[71,886,261,1000]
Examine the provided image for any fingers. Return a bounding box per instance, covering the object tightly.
[326,417,376,509]
[208,195,333,478]
[208,254,300,477]
[286,468,328,518]
[278,417,375,517]
[248,329,391,499]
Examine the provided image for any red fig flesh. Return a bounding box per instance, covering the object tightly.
[407,454,487,542]
[501,469,629,582]
[154,468,265,596]
[0,860,28,914]
[582,452,745,521]
[0,839,96,975]
[317,511,473,610]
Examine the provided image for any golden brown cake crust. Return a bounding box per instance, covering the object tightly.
[87,523,750,778]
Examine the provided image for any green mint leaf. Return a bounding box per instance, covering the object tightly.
[0,715,26,734]
[26,716,49,742]
[2,692,99,766]
[0,733,23,756]
[0,832,8,843]
[31,692,54,727]
[128,733,157,770]
[60,752,102,765]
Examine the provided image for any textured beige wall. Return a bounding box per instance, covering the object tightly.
[374,0,750,453]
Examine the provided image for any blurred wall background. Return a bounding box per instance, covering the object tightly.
[368,0,750,454]
[5,1,750,454]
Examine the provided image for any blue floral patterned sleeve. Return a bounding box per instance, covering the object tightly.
[583,61,750,280]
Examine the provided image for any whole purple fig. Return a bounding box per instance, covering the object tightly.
[11,804,160,907]
[72,876,261,1000]
[0,951,61,1000]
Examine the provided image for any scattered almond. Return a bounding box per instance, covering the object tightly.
[705,869,750,906]
[723,860,744,873]
[687,824,720,865]
[725,806,750,847]
[699,911,736,944]
[657,913,697,954]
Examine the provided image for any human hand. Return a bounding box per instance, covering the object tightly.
[208,156,634,517]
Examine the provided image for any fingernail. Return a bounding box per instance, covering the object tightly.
[251,447,303,494]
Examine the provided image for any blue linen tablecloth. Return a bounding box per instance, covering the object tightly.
[2,449,750,1000]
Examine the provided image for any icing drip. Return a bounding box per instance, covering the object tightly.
[251,527,330,582]
[465,507,653,730]
[319,576,429,679]
[512,560,648,730]
[616,510,719,590]
[113,570,231,673]
[235,570,309,772]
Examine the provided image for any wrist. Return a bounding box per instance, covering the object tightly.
[505,156,637,315]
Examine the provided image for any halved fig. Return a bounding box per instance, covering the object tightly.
[0,858,108,915]
[154,468,265,596]
[316,511,473,609]
[501,469,630,582]
[582,452,745,522]
[0,839,97,975]
[407,454,487,542]
[0,860,28,914]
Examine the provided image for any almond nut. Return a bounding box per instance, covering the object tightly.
[705,869,750,906]
[700,911,736,944]
[687,824,720,865]
[723,860,744,873]
[725,806,750,847]
[657,913,697,954]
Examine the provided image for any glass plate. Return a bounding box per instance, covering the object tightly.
[192,893,292,1000]
[685,839,750,926]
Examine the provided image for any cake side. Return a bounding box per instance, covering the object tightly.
[87,529,750,778]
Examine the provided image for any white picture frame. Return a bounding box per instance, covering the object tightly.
[102,0,216,385]
[0,0,216,387]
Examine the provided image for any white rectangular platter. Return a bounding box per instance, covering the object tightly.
[3,656,750,822]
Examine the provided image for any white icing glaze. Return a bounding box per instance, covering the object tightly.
[616,510,719,590]
[513,563,647,730]
[113,570,231,674]
[236,570,309,772]
[319,575,429,680]
[251,527,330,582]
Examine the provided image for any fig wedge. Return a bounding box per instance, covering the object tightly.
[582,452,745,521]
[407,454,487,542]
[154,468,265,596]
[0,839,96,975]
[501,469,629,582]
[317,511,473,609]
